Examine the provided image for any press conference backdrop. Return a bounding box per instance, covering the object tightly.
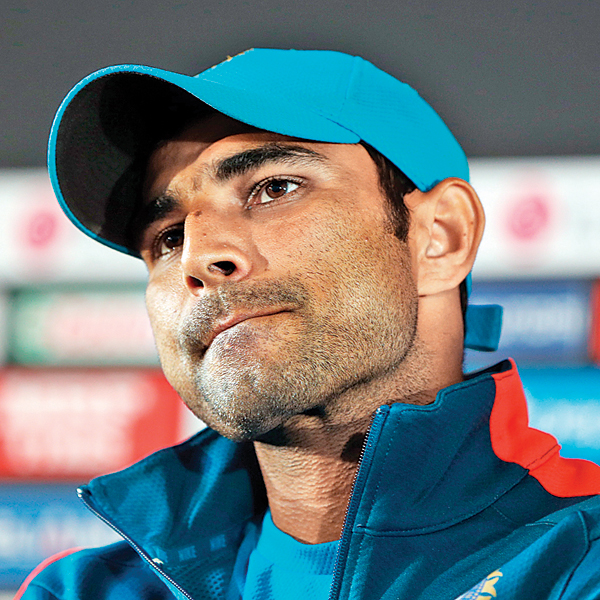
[1,158,600,594]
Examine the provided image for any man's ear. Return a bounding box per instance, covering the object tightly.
[404,178,485,297]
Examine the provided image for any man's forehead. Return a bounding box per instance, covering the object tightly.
[148,112,261,170]
[171,112,263,144]
[144,112,370,199]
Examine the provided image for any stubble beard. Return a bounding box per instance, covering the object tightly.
[167,258,420,442]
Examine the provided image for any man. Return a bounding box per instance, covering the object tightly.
[17,49,600,599]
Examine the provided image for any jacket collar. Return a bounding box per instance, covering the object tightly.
[351,359,527,535]
[80,360,524,588]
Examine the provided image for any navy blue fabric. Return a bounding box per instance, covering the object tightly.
[19,543,173,599]
[18,361,600,599]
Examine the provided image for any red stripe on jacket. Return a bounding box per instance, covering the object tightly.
[14,547,83,600]
[490,359,600,497]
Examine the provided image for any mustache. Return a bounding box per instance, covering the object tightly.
[178,277,309,352]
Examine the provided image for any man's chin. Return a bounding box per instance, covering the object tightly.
[183,386,296,442]
[200,409,289,443]
[187,360,310,442]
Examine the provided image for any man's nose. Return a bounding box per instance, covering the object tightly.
[180,211,264,293]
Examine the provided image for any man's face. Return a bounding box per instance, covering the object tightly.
[139,113,419,441]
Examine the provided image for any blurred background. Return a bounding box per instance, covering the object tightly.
[2,0,600,596]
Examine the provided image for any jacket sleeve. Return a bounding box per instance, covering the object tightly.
[16,582,61,600]
[559,533,600,599]
[14,548,83,600]
[13,541,177,600]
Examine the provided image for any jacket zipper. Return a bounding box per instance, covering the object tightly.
[77,486,194,600]
[328,405,389,600]
[79,407,389,600]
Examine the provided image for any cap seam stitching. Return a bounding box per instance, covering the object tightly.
[336,56,362,123]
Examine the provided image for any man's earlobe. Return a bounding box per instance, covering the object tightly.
[406,178,485,297]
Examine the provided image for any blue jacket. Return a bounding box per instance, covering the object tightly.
[16,360,600,599]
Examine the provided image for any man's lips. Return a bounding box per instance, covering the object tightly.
[206,309,289,347]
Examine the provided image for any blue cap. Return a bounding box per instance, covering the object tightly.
[47,48,501,351]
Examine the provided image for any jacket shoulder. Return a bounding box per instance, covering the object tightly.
[559,500,600,599]
[16,541,175,600]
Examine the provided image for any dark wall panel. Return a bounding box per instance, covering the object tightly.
[2,0,599,166]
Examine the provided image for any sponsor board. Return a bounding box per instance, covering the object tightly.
[521,367,600,464]
[591,280,600,365]
[1,161,600,282]
[0,368,196,480]
[0,293,6,366]
[0,483,119,589]
[465,279,593,369]
[470,156,600,279]
[0,170,146,284]
[8,286,159,366]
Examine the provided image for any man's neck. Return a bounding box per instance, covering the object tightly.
[253,407,372,544]
[252,342,462,544]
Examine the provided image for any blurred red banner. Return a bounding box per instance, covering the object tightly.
[0,368,185,480]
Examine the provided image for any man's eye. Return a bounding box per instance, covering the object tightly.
[155,226,184,257]
[254,179,300,205]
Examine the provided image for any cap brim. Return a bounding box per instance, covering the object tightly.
[48,64,360,256]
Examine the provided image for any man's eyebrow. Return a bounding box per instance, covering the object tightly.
[213,143,327,182]
[134,194,180,240]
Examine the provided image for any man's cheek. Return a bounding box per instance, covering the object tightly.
[146,288,181,354]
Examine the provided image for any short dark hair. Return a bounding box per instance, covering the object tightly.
[361,142,468,324]
[361,142,414,242]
